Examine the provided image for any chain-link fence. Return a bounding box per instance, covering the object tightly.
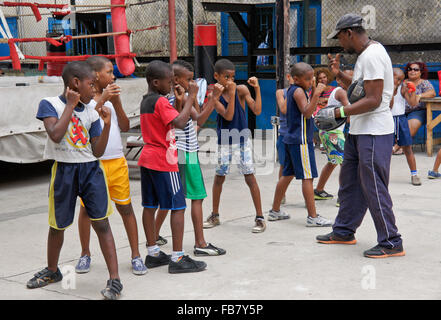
[322,0,441,66]
[2,0,441,69]
[127,0,221,59]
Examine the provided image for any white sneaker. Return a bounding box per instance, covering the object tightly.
[268,209,290,221]
[306,214,332,227]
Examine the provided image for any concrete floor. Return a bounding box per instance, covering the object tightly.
[1,137,440,300]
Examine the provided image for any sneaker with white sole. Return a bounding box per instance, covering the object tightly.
[131,256,148,275]
[268,209,290,221]
[203,213,220,229]
[194,243,226,256]
[411,175,422,186]
[428,170,441,179]
[306,214,332,227]
[75,255,91,274]
[314,189,334,200]
[252,217,266,233]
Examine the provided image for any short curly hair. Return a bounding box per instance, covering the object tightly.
[314,67,334,85]
[405,61,429,80]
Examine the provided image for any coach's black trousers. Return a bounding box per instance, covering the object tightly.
[333,134,403,248]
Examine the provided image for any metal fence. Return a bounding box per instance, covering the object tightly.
[321,0,441,66]
[126,0,221,59]
[2,0,441,70]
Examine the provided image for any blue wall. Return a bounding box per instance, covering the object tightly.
[0,18,18,57]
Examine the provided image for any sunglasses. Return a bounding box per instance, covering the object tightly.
[408,67,421,72]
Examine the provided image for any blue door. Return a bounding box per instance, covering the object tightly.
[0,17,18,57]
[290,0,322,64]
[48,18,73,55]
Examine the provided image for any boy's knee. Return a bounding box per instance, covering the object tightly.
[402,145,413,155]
[115,203,134,216]
[91,218,111,234]
[49,227,64,236]
[213,175,225,186]
[244,173,257,186]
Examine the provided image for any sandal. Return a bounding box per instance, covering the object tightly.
[101,278,123,300]
[392,148,404,155]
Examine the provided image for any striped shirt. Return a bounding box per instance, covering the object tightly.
[168,94,199,152]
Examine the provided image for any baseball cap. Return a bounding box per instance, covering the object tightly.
[327,13,364,39]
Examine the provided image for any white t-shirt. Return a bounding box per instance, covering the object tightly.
[37,96,101,163]
[88,99,124,160]
[391,84,406,116]
[349,42,394,135]
[327,87,346,132]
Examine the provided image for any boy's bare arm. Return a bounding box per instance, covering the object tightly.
[110,95,130,132]
[44,87,79,143]
[276,89,287,114]
[215,82,236,121]
[90,106,111,158]
[295,83,326,118]
[172,80,198,129]
[174,84,186,112]
[94,83,130,132]
[238,77,262,116]
[335,88,350,107]
[197,83,224,128]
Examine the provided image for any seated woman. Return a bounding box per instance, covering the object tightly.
[402,61,436,141]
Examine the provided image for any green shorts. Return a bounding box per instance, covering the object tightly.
[177,150,207,200]
[319,129,345,165]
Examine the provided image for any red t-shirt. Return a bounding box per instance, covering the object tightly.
[138,93,179,172]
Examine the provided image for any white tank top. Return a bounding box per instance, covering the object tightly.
[326,87,345,132]
[391,84,406,116]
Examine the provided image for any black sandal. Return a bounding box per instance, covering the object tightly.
[101,278,123,300]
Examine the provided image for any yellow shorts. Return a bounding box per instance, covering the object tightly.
[81,157,132,206]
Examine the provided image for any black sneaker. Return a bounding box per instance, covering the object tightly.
[194,243,227,256]
[314,189,334,200]
[156,235,168,246]
[26,267,63,289]
[101,278,123,300]
[363,244,405,259]
[316,232,357,245]
[145,251,171,268]
[168,255,207,274]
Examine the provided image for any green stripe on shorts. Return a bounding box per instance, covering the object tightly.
[178,150,207,200]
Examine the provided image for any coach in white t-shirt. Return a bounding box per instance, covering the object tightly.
[316,14,405,259]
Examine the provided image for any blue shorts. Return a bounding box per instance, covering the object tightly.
[140,167,187,211]
[393,115,412,146]
[48,161,113,230]
[215,139,255,176]
[283,143,318,180]
[276,135,286,167]
[406,109,426,125]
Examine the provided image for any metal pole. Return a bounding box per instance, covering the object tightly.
[187,0,193,56]
[168,0,178,63]
[273,0,290,163]
[303,0,310,63]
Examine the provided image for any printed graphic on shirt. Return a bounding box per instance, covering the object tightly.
[66,115,90,148]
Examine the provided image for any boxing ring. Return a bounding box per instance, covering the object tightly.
[0,1,165,163]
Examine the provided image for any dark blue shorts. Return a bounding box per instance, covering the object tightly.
[140,167,187,211]
[283,143,318,180]
[393,115,412,146]
[276,135,286,167]
[49,161,113,230]
[406,109,426,125]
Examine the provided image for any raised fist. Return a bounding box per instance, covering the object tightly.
[247,76,259,88]
[188,80,199,97]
